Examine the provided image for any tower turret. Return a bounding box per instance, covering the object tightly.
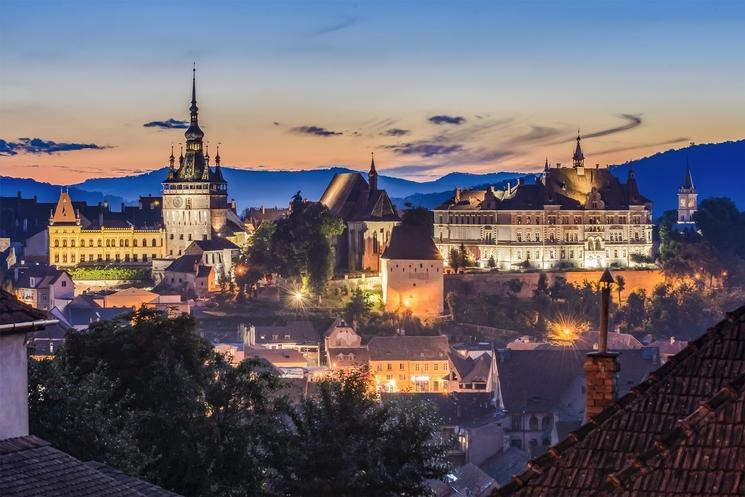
[368,152,378,192]
[677,160,697,226]
[573,130,585,175]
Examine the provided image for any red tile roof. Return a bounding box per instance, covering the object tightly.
[494,305,745,497]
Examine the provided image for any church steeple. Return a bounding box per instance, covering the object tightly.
[681,159,694,191]
[677,160,698,225]
[573,130,584,168]
[368,152,378,192]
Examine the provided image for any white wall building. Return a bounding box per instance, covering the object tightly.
[433,136,653,270]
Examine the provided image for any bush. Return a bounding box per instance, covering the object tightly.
[69,266,150,281]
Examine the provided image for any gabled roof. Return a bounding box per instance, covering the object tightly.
[13,266,69,290]
[319,172,400,222]
[0,289,47,326]
[184,238,239,253]
[496,305,745,497]
[495,348,658,413]
[384,392,503,429]
[51,191,78,224]
[0,436,182,496]
[368,335,449,361]
[450,352,493,384]
[327,347,370,368]
[253,320,319,345]
[381,224,443,261]
[164,254,202,273]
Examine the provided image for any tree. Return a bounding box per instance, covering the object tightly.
[268,369,449,497]
[41,308,284,497]
[401,204,434,232]
[271,192,344,296]
[448,247,463,273]
[487,255,496,269]
[28,359,145,475]
[694,197,745,258]
[615,274,626,305]
[344,287,372,324]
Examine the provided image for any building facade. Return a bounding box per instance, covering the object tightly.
[433,136,653,270]
[368,335,451,393]
[380,224,445,316]
[48,191,166,267]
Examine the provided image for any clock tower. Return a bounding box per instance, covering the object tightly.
[162,67,229,257]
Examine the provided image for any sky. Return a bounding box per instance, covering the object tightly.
[2,0,745,184]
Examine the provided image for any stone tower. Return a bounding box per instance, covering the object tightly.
[677,161,697,225]
[162,67,228,257]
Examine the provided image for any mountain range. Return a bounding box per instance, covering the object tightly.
[1,140,743,218]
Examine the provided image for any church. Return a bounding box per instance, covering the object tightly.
[433,134,654,270]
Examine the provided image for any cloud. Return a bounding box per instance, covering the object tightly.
[291,125,343,137]
[389,142,464,157]
[379,164,445,176]
[593,137,690,155]
[307,16,357,37]
[509,125,564,145]
[429,115,466,126]
[381,128,410,137]
[143,118,189,129]
[581,114,642,140]
[0,138,110,156]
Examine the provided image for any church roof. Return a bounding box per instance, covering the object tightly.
[495,304,745,497]
[319,172,399,222]
[682,161,695,190]
[381,224,443,260]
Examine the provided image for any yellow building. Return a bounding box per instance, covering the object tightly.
[48,191,166,267]
[367,335,450,393]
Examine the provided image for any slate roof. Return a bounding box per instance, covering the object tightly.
[451,351,493,384]
[0,289,47,326]
[495,304,745,497]
[436,165,651,212]
[0,436,181,496]
[13,266,68,290]
[385,392,504,429]
[185,238,239,252]
[319,172,399,222]
[327,347,370,368]
[433,463,498,497]
[164,254,202,273]
[368,335,450,361]
[253,320,320,345]
[381,224,443,260]
[496,348,658,413]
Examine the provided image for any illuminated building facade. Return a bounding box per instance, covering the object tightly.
[368,335,450,393]
[433,135,654,270]
[48,191,166,267]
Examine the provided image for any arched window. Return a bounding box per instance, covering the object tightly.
[152,238,157,247]
[54,240,59,247]
[529,416,539,430]
[142,238,148,247]
[62,239,67,247]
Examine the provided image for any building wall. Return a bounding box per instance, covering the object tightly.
[381,257,444,316]
[433,207,653,270]
[0,333,29,439]
[348,220,398,272]
[370,357,450,392]
[467,422,506,466]
[48,224,166,267]
[161,182,228,257]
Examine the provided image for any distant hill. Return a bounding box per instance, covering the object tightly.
[2,140,743,215]
[393,140,745,215]
[0,176,125,207]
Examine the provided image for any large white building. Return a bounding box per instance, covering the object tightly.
[433,135,653,270]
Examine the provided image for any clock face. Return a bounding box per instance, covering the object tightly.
[173,197,183,208]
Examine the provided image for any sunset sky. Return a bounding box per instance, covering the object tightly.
[2,0,745,184]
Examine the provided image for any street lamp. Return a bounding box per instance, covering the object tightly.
[598,268,615,353]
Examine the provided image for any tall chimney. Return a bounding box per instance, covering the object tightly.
[584,268,620,420]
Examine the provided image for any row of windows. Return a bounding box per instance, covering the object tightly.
[163,183,227,191]
[375,362,449,372]
[437,213,651,226]
[53,238,160,248]
[53,253,157,264]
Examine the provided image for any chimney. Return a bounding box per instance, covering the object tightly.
[584,268,620,420]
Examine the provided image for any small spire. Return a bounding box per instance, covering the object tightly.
[205,142,210,166]
[573,129,584,167]
[368,151,378,192]
[682,159,694,190]
[179,143,184,166]
[215,142,221,166]
[190,63,198,116]
[544,157,549,172]
[169,143,175,169]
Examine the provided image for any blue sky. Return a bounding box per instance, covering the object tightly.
[2,0,744,182]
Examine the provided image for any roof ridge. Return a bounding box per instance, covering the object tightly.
[0,435,50,453]
[494,304,745,497]
[593,371,745,497]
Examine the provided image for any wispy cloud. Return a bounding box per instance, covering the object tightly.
[388,142,464,157]
[143,118,189,129]
[593,137,689,155]
[0,138,110,156]
[509,125,564,145]
[307,16,357,37]
[429,115,466,126]
[291,125,343,137]
[381,128,410,137]
[581,114,642,140]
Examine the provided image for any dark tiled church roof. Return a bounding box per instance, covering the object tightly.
[0,436,181,496]
[319,172,400,222]
[381,224,443,260]
[495,305,745,497]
